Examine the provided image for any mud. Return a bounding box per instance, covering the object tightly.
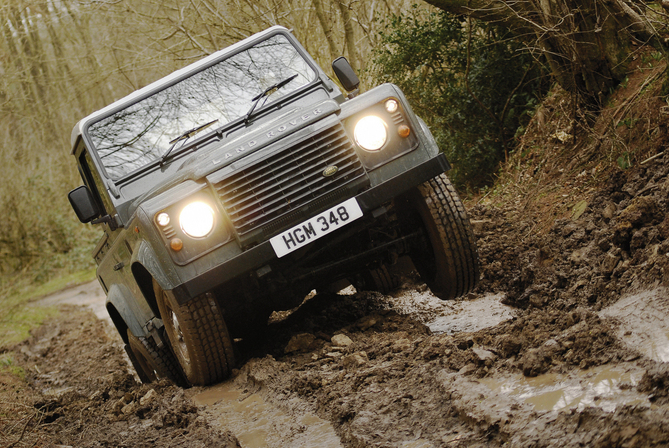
[1,305,240,448]
[191,379,342,447]
[5,148,669,446]
[481,363,648,413]
[601,288,669,363]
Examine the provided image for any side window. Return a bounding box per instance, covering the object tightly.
[77,141,114,215]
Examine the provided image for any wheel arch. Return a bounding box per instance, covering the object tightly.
[130,240,177,318]
[106,284,146,344]
[107,304,129,344]
[131,262,160,319]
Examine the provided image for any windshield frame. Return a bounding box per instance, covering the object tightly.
[82,28,321,184]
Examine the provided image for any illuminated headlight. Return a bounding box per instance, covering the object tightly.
[354,116,387,151]
[156,212,170,227]
[179,202,215,238]
[385,99,399,113]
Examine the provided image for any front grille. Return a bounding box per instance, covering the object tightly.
[213,123,365,236]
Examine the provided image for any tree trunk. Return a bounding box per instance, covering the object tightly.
[313,0,338,62]
[423,0,658,101]
[337,0,362,72]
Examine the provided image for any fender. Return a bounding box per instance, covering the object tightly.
[416,115,443,160]
[132,239,179,291]
[106,283,152,341]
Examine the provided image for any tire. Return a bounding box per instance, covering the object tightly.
[353,265,400,295]
[399,173,479,300]
[126,328,186,386]
[154,280,235,386]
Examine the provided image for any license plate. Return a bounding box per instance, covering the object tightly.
[270,198,363,258]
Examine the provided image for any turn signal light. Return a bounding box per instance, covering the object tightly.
[170,238,183,251]
[398,125,410,138]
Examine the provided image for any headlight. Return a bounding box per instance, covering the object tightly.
[354,116,387,151]
[156,212,170,227]
[179,202,215,238]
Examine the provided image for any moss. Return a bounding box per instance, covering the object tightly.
[0,354,26,380]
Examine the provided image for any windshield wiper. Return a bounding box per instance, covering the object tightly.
[160,119,219,165]
[244,74,298,125]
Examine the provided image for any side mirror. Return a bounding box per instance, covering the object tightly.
[332,57,360,97]
[68,185,101,223]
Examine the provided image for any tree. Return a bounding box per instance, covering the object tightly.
[422,0,661,103]
[372,9,549,189]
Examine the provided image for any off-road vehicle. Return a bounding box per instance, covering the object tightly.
[68,26,479,386]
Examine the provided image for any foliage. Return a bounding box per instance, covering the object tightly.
[371,7,549,190]
[420,0,661,102]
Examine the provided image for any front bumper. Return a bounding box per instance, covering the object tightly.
[172,153,450,305]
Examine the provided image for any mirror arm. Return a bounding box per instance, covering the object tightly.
[91,214,123,231]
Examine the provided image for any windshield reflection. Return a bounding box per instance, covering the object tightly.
[87,34,316,180]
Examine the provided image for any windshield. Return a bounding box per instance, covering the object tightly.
[87,34,317,180]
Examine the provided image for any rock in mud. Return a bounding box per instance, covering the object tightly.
[140,389,157,406]
[343,351,368,369]
[284,333,317,353]
[601,250,621,275]
[521,348,545,377]
[602,202,617,220]
[331,334,353,347]
[121,401,137,415]
[472,347,496,364]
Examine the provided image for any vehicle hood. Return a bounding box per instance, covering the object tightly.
[128,98,341,215]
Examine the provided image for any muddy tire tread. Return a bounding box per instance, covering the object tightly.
[179,293,235,385]
[416,173,479,299]
[369,265,400,294]
[155,280,236,386]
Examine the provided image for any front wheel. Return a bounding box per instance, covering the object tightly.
[398,173,479,300]
[154,281,235,386]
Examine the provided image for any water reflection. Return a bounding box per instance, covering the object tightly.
[192,381,342,448]
[482,364,648,412]
[88,34,316,179]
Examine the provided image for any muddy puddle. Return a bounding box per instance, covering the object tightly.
[426,293,514,334]
[381,287,515,334]
[190,381,342,448]
[600,287,669,362]
[481,363,649,413]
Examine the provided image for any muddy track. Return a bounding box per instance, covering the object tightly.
[4,150,669,446]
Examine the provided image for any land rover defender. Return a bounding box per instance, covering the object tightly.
[68,26,479,386]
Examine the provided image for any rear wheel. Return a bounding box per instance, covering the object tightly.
[126,329,185,386]
[154,281,235,386]
[352,265,400,295]
[398,173,479,300]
